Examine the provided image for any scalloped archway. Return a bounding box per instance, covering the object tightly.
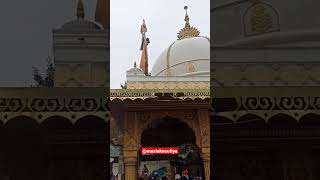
[139,116,204,179]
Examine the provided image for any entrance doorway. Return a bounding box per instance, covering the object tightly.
[139,116,204,180]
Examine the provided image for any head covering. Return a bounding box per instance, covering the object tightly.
[182,169,189,177]
[175,174,181,179]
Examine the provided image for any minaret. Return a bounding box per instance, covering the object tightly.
[95,0,108,29]
[139,19,150,76]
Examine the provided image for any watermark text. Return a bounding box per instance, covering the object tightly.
[141,147,179,155]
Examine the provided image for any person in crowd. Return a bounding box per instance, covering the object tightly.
[181,168,189,179]
[162,176,168,180]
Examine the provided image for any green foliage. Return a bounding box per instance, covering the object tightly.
[32,56,54,87]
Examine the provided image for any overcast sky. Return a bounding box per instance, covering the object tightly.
[0,0,209,88]
[0,0,97,87]
[110,0,210,88]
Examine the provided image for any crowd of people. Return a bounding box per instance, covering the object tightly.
[139,164,203,180]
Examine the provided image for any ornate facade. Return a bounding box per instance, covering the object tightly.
[0,0,109,179]
[212,0,320,179]
[110,90,210,180]
[110,6,210,180]
[0,88,109,180]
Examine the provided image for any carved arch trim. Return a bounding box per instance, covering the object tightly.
[136,110,200,148]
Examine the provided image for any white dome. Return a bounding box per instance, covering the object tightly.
[151,36,210,77]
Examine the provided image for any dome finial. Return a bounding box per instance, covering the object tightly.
[184,6,190,26]
[77,0,85,19]
[177,6,200,40]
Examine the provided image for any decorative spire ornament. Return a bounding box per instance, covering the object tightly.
[139,19,149,76]
[177,6,200,40]
[140,19,147,36]
[77,0,85,19]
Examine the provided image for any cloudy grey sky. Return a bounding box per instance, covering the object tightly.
[0,0,97,87]
[110,0,210,88]
[0,0,209,88]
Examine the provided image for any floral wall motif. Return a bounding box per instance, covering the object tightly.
[243,0,280,36]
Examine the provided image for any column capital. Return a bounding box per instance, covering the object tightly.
[123,149,138,159]
[200,147,210,161]
[124,159,137,166]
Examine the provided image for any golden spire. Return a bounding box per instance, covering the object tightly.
[95,0,108,29]
[77,0,85,19]
[177,6,200,40]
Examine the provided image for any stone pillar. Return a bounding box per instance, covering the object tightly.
[197,109,211,180]
[123,152,138,180]
[123,112,139,180]
[201,147,210,180]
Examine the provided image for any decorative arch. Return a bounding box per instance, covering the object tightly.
[74,115,107,129]
[211,115,233,127]
[5,116,39,128]
[267,113,298,127]
[41,116,73,129]
[300,113,320,127]
[243,0,280,36]
[138,115,207,179]
[137,110,199,146]
[2,115,49,179]
[140,116,197,147]
[236,114,266,127]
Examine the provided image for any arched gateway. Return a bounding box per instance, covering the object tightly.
[110,6,210,179]
[139,117,205,179]
[110,90,211,180]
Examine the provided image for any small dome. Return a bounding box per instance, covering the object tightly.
[127,66,144,77]
[61,19,103,31]
[151,36,210,76]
